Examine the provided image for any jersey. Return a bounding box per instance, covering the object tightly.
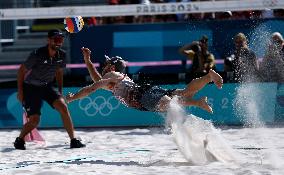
[112,76,142,108]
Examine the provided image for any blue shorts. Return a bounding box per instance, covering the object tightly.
[139,86,176,112]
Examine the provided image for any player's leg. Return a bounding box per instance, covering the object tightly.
[14,83,43,150]
[53,98,75,139]
[19,114,40,139]
[52,98,85,148]
[178,96,212,113]
[44,86,85,148]
[173,69,223,98]
[155,95,172,112]
[14,114,41,150]
[156,95,212,113]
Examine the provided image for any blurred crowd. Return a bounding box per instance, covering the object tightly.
[179,32,284,83]
[24,1,284,83]
[84,0,284,26]
[86,8,284,26]
[70,1,284,83]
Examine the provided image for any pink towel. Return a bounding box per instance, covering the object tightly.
[23,112,45,143]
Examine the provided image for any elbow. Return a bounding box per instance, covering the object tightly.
[17,64,27,75]
[84,84,98,95]
[178,48,185,55]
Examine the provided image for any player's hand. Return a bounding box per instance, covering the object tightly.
[81,47,92,62]
[65,92,74,103]
[17,90,24,103]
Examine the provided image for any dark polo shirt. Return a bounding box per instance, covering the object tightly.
[23,45,66,86]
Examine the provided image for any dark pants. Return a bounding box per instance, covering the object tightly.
[139,86,176,112]
[23,83,61,116]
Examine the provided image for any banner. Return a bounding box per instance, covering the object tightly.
[1,0,283,20]
[2,83,279,128]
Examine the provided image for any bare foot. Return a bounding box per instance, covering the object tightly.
[209,69,223,89]
[198,97,213,113]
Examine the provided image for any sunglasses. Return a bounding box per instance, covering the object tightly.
[200,39,208,44]
[52,36,64,43]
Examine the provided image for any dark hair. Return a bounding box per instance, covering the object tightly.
[104,55,126,73]
[48,29,64,38]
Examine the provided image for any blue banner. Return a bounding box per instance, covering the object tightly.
[275,84,284,121]
[70,19,284,75]
[1,83,280,128]
[6,89,163,128]
[184,83,278,125]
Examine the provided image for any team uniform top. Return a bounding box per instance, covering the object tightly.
[112,76,144,109]
[24,45,66,86]
[111,75,176,112]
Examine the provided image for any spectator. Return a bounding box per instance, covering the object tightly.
[251,11,262,19]
[262,9,275,19]
[259,32,284,82]
[109,0,119,5]
[274,9,284,18]
[86,17,97,26]
[225,33,259,82]
[179,35,216,77]
[215,11,233,20]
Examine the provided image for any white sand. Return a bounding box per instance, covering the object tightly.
[0,125,283,175]
[1,98,284,175]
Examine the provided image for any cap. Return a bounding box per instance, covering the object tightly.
[48,29,64,38]
[104,55,126,73]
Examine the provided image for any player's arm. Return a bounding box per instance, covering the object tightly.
[81,47,102,82]
[206,54,216,70]
[178,42,201,59]
[65,76,123,103]
[17,64,28,103]
[179,43,193,56]
[55,68,64,95]
[17,50,37,103]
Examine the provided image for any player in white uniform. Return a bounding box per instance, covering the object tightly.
[66,47,223,113]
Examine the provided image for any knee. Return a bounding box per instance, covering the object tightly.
[54,99,69,114]
[56,103,69,115]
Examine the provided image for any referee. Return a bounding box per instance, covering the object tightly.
[14,29,85,150]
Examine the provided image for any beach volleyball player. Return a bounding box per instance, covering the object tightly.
[66,47,223,113]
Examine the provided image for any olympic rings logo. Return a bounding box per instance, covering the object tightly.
[262,0,278,7]
[79,96,120,117]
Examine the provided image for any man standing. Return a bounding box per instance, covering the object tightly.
[179,35,216,78]
[225,33,259,82]
[14,29,85,150]
[260,32,284,82]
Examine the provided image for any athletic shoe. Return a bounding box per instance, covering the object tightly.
[70,138,86,148]
[14,137,26,150]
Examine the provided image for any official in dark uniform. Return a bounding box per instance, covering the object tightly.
[14,29,85,150]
